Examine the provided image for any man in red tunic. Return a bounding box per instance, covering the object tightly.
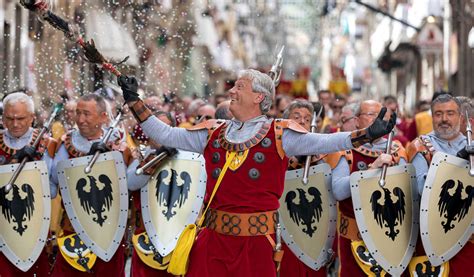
[118,69,396,277]
[50,94,131,276]
[0,92,58,277]
[325,100,407,277]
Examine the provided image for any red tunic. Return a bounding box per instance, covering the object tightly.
[0,130,55,276]
[186,120,289,277]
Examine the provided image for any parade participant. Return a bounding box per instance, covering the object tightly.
[0,92,58,276]
[280,99,326,276]
[325,100,407,277]
[50,94,132,276]
[118,69,396,277]
[195,104,216,124]
[338,102,359,132]
[407,94,473,276]
[215,100,233,120]
[127,111,177,277]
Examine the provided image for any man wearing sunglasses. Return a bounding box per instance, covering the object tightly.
[118,70,396,277]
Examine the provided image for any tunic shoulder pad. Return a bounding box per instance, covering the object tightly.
[407,137,431,163]
[186,119,226,132]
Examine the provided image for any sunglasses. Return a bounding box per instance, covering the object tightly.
[195,115,213,121]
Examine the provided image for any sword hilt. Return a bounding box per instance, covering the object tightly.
[135,151,169,175]
[301,108,323,184]
[465,111,474,176]
[378,131,394,187]
[84,108,123,173]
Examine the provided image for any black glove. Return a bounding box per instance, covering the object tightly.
[118,75,139,103]
[12,145,38,162]
[87,141,110,156]
[155,146,178,157]
[366,107,397,142]
[20,0,37,11]
[456,145,474,161]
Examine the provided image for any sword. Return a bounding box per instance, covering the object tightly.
[268,46,285,87]
[275,222,282,277]
[302,107,324,184]
[378,130,394,187]
[465,111,474,176]
[135,148,177,175]
[84,107,123,174]
[3,103,63,193]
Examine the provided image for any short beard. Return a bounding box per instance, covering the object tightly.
[434,124,461,140]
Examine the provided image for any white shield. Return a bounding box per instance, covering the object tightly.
[141,151,206,257]
[57,151,128,262]
[350,164,419,276]
[420,152,474,266]
[0,161,51,272]
[279,163,336,270]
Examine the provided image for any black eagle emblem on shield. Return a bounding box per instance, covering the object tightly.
[76,174,113,226]
[438,179,473,233]
[0,184,35,236]
[155,169,191,220]
[370,187,405,241]
[285,187,323,237]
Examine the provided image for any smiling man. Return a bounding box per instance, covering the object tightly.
[407,93,473,276]
[118,69,396,277]
[50,94,131,276]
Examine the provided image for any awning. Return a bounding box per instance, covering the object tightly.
[85,10,139,67]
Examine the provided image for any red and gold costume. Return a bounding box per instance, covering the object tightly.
[183,119,306,277]
[0,129,58,277]
[51,130,131,277]
[325,142,406,277]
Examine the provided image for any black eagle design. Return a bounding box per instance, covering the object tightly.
[285,187,323,237]
[370,187,405,241]
[438,179,473,233]
[0,184,35,236]
[76,174,113,226]
[155,169,191,220]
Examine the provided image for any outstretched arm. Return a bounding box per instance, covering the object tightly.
[283,107,396,157]
[140,115,208,154]
[118,75,208,153]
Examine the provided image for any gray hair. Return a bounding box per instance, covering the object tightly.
[282,99,314,119]
[3,92,35,114]
[457,96,473,118]
[431,94,461,113]
[79,93,108,114]
[343,102,361,116]
[238,69,275,114]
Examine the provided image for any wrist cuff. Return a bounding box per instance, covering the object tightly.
[129,100,152,123]
[351,128,370,148]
